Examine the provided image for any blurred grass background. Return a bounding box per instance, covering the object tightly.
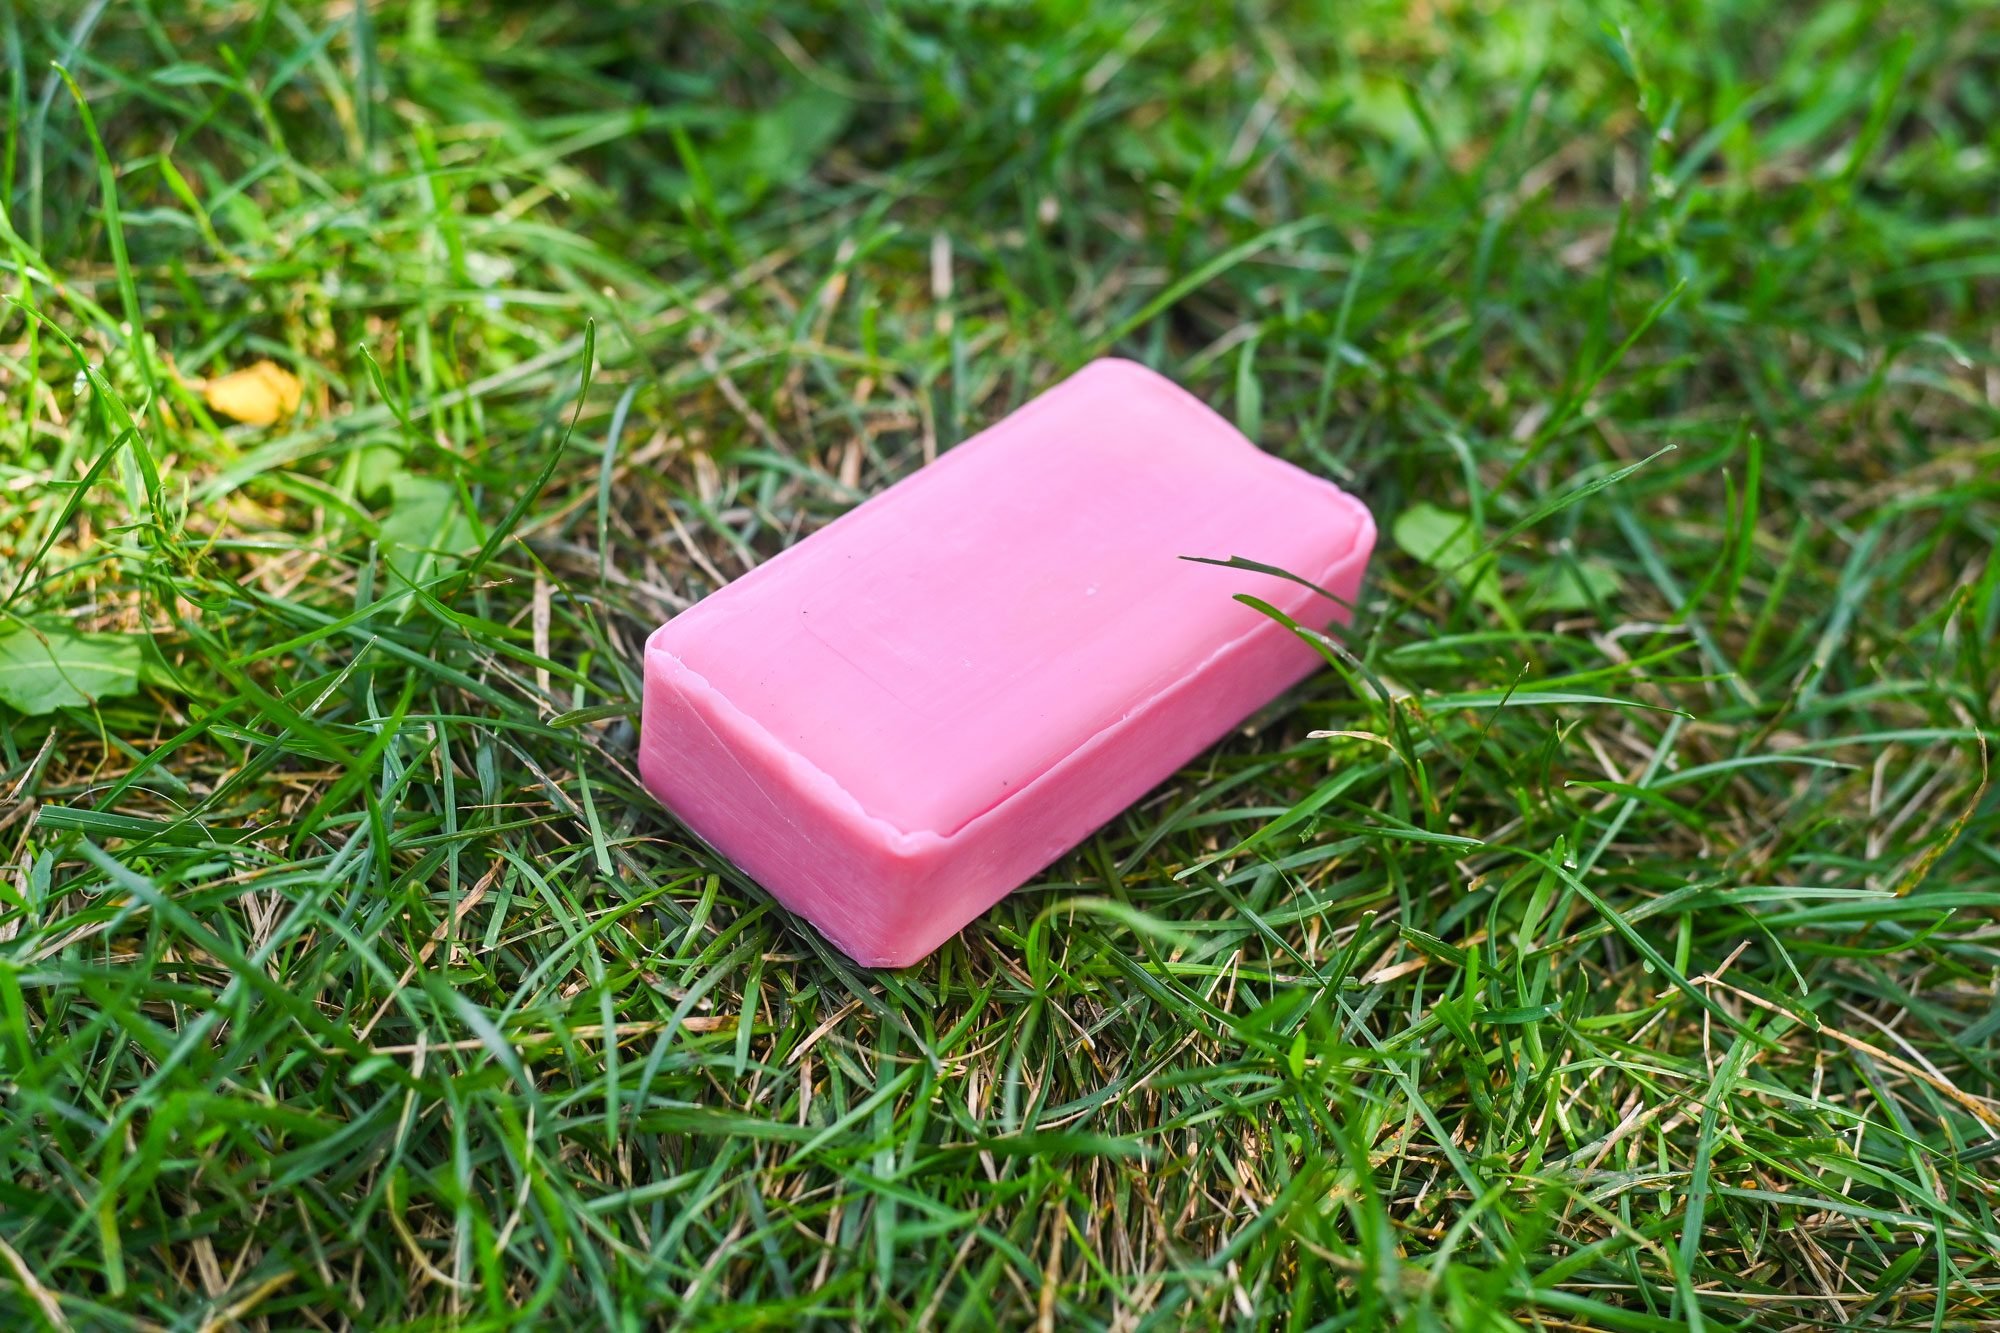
[2,0,1997,1328]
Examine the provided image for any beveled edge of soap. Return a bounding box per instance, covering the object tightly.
[645,358,1378,847]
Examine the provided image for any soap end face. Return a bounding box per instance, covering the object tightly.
[639,642,983,967]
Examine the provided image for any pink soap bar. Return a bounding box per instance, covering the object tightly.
[640,359,1374,966]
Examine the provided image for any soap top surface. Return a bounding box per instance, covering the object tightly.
[652,358,1370,837]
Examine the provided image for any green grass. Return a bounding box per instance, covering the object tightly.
[4,1,1998,1327]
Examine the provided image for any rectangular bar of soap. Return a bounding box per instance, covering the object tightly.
[640,359,1374,966]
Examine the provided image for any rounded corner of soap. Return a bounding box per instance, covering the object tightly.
[1075,356,1186,401]
[645,623,717,686]
[1079,354,1156,381]
[643,620,682,661]
[1053,355,1146,395]
[1328,485,1378,547]
[1347,497,1381,564]
[835,908,961,970]
[854,941,936,971]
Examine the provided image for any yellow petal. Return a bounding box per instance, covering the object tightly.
[204,360,303,426]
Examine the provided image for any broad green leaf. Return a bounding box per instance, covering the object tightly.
[732,87,852,203]
[1523,558,1624,613]
[1392,502,1513,622]
[678,87,854,215]
[379,474,478,590]
[354,443,407,504]
[0,627,144,715]
[1392,502,1481,569]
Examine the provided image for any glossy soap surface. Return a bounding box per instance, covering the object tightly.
[641,358,1374,965]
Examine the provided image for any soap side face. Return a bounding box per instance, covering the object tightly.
[640,357,1375,966]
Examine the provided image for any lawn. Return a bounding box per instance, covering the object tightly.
[4,1,1998,1328]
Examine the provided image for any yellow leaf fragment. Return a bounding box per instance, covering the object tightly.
[203,360,303,426]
